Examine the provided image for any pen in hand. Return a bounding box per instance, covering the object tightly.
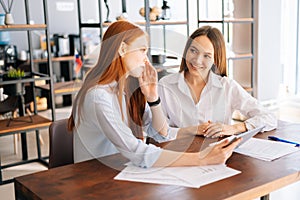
[268,136,300,147]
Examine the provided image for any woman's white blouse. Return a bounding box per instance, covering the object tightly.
[158,71,277,133]
[74,82,175,168]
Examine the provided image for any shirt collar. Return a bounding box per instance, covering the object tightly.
[95,81,121,93]
[207,71,223,89]
[176,71,223,94]
[178,72,190,94]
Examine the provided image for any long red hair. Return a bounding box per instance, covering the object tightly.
[68,21,147,139]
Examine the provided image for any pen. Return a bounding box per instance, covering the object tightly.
[268,136,300,147]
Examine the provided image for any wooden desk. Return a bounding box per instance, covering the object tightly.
[14,121,300,200]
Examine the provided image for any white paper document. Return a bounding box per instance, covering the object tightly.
[234,138,300,161]
[114,164,240,188]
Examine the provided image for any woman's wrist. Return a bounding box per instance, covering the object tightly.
[233,123,247,134]
[196,153,206,166]
[146,94,158,102]
[147,97,161,107]
[178,126,199,135]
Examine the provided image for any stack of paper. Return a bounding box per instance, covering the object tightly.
[234,138,300,161]
[114,164,240,188]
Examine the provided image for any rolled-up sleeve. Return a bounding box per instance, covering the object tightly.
[142,104,178,142]
[229,80,277,131]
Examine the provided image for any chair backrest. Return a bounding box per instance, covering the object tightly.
[0,96,18,115]
[48,118,74,169]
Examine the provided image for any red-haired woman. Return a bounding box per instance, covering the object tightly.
[68,21,240,168]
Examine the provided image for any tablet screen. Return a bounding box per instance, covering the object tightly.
[211,125,265,148]
[234,125,265,148]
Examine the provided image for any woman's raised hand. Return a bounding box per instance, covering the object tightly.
[138,60,158,102]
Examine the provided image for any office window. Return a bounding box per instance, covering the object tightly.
[297,0,300,94]
[281,0,299,95]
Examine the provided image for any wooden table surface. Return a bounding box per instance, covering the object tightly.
[14,121,300,200]
[0,115,51,136]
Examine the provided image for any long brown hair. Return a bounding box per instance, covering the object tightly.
[179,26,227,76]
[68,21,147,139]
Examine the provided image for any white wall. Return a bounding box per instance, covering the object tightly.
[281,0,298,94]
[256,0,282,101]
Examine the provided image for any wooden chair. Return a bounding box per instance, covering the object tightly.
[48,119,74,169]
[0,96,19,154]
[0,94,37,154]
[0,96,18,125]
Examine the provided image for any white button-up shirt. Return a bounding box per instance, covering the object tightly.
[158,71,277,134]
[74,82,176,168]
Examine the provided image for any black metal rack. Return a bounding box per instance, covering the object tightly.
[76,0,189,71]
[76,0,102,77]
[0,0,55,185]
[143,0,189,56]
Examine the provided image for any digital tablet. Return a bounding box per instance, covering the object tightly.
[211,125,265,148]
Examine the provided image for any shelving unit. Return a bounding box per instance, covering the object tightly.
[76,0,102,77]
[147,0,189,78]
[37,80,82,96]
[0,24,47,30]
[75,0,189,74]
[197,0,255,94]
[0,0,54,184]
[143,0,189,57]
[33,54,90,96]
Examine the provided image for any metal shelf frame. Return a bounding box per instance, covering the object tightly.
[197,0,255,94]
[0,0,55,185]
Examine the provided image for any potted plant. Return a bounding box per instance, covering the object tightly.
[3,68,26,96]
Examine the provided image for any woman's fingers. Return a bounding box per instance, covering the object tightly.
[204,130,220,138]
[148,62,157,81]
[142,61,157,82]
[204,123,223,138]
[220,137,242,151]
[138,60,159,101]
[213,138,242,160]
[201,137,241,165]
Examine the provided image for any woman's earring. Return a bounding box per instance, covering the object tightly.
[211,64,216,72]
[118,50,124,57]
[118,42,127,57]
